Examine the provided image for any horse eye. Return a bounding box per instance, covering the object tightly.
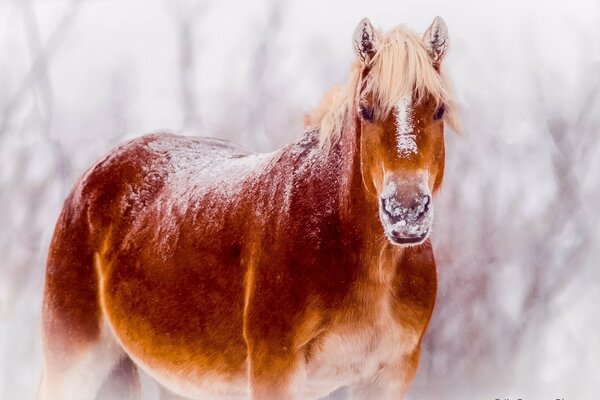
[433,105,445,120]
[359,105,374,121]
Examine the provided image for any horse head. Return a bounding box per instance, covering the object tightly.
[352,17,458,246]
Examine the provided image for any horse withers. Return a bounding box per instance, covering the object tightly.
[41,16,460,400]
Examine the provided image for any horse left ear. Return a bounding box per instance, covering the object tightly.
[423,16,449,67]
[353,18,378,66]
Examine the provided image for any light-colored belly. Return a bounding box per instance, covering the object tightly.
[131,357,249,400]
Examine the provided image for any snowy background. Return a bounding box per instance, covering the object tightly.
[1,0,599,399]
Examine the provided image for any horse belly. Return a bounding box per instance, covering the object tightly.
[125,354,249,400]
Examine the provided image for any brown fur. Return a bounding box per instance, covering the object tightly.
[41,18,454,400]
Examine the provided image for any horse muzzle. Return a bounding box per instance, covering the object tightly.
[379,178,433,246]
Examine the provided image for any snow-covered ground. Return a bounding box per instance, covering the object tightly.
[1,0,599,398]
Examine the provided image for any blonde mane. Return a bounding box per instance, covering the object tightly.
[305,25,461,146]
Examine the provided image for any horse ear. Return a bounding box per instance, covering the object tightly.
[353,18,378,66]
[423,16,449,67]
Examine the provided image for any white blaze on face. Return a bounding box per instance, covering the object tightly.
[395,96,417,157]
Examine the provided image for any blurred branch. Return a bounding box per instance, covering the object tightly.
[165,0,211,133]
[511,66,600,350]
[0,0,82,140]
[21,0,53,132]
[242,0,287,148]
[18,0,72,187]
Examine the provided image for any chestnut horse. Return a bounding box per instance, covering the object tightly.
[41,17,459,400]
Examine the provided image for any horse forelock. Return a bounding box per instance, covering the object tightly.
[306,25,461,148]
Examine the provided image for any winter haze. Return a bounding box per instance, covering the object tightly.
[1,0,599,398]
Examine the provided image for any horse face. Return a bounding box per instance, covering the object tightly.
[353,17,449,246]
[360,94,445,246]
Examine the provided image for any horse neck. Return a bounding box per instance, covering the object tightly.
[326,113,403,282]
[329,113,382,246]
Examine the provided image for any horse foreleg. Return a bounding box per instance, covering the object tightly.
[347,349,420,400]
[247,345,299,400]
[243,267,300,400]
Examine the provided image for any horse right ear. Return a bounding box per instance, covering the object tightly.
[423,16,449,67]
[353,18,378,66]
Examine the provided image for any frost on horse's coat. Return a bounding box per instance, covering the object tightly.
[41,17,457,400]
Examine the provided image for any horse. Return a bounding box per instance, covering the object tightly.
[40,16,460,400]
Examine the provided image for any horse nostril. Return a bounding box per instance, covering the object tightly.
[423,195,431,212]
[416,195,431,219]
[380,198,393,218]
